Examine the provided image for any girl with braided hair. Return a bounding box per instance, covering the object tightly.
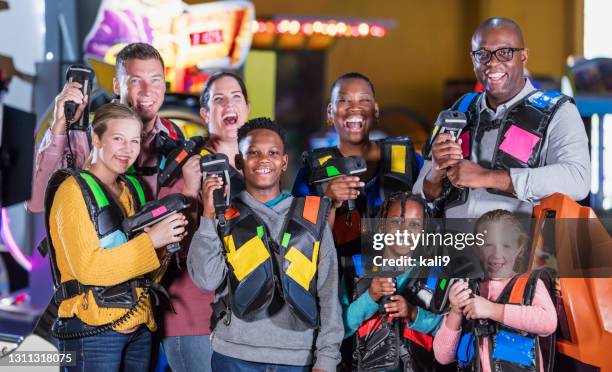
[340,191,442,372]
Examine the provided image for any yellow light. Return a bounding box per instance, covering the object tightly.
[289,20,301,35]
[302,23,314,35]
[337,22,347,35]
[251,20,259,34]
[278,20,290,33]
[265,22,275,33]
[326,23,337,36]
[358,23,369,36]
[313,21,324,33]
[370,25,385,37]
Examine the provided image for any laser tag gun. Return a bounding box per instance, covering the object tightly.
[200,153,231,224]
[157,136,205,188]
[64,64,94,130]
[308,155,367,222]
[122,193,191,255]
[435,109,468,139]
[155,131,181,159]
[405,247,483,314]
[431,110,468,216]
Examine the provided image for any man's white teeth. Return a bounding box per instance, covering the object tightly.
[487,72,505,81]
[139,102,154,109]
[254,168,271,174]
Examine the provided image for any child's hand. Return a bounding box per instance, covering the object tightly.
[462,295,502,321]
[368,277,395,302]
[448,280,472,315]
[384,295,413,318]
[201,175,225,219]
[324,176,364,208]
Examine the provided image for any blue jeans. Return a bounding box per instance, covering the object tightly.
[55,317,152,372]
[162,335,212,372]
[211,352,310,372]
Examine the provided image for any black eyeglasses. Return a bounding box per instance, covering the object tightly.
[471,47,525,64]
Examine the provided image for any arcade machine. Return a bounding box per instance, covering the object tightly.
[566,57,612,219]
[529,194,612,371]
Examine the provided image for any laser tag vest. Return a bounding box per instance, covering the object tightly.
[219,195,331,328]
[44,169,148,308]
[128,117,185,178]
[350,266,435,372]
[456,269,557,372]
[422,90,573,211]
[303,136,419,258]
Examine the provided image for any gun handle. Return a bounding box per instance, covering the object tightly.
[347,199,355,211]
[213,187,226,216]
[167,243,181,254]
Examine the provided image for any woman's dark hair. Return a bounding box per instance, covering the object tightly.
[199,72,249,111]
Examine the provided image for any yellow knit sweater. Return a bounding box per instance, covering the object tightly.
[49,176,160,331]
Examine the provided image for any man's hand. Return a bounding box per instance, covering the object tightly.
[423,132,463,200]
[446,160,490,189]
[324,176,364,208]
[51,82,88,135]
[368,277,395,302]
[431,133,463,176]
[181,155,202,198]
[446,160,515,193]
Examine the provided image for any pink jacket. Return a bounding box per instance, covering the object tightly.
[433,278,557,372]
[28,116,172,212]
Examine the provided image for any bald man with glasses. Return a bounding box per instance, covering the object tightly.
[414,17,590,218]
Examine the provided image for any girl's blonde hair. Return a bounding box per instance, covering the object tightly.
[475,209,529,271]
[84,103,143,168]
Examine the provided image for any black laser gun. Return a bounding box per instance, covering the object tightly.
[308,155,367,214]
[64,64,94,130]
[406,250,483,314]
[158,136,205,188]
[200,153,231,224]
[435,109,468,140]
[122,194,191,254]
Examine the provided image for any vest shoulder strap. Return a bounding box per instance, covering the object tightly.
[285,196,332,239]
[423,92,481,158]
[302,146,343,169]
[377,136,418,192]
[119,174,147,210]
[525,90,573,113]
[496,269,556,305]
[160,117,185,142]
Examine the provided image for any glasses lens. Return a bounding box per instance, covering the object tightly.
[474,49,491,63]
[495,48,514,62]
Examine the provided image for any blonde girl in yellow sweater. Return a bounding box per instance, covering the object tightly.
[46,103,187,372]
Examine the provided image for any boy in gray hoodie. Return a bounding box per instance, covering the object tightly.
[187,117,343,371]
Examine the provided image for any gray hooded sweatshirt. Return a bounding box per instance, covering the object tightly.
[187,191,343,371]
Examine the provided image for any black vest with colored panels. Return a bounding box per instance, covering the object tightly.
[423,90,573,208]
[220,195,331,328]
[44,169,147,308]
